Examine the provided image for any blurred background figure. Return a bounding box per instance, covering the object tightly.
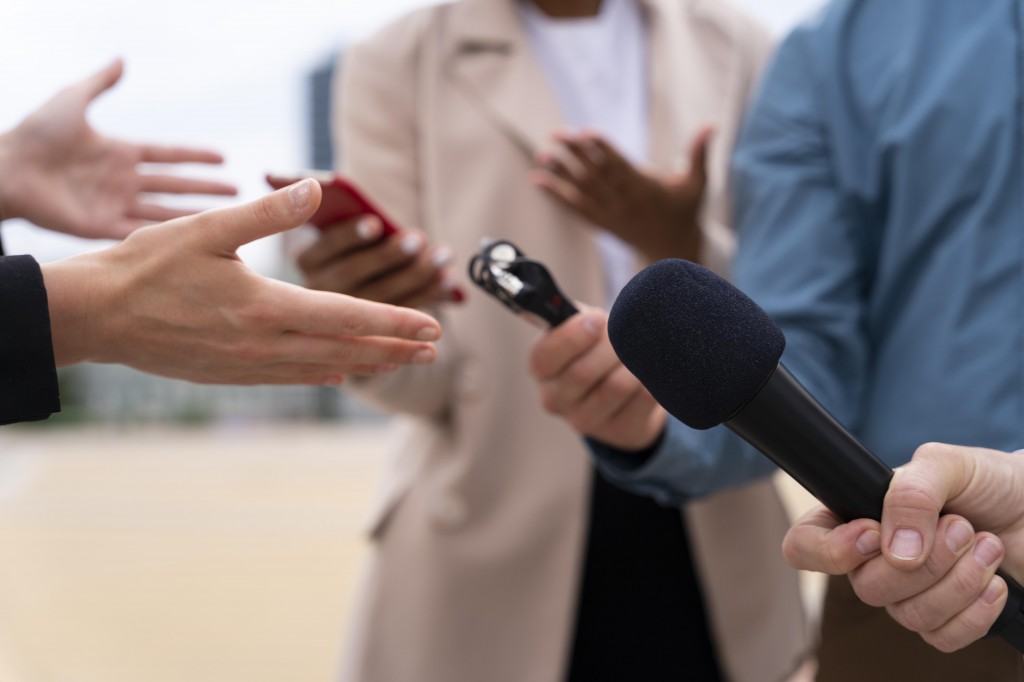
[301,0,808,680]
[0,1,822,681]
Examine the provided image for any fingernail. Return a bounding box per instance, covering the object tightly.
[417,326,440,341]
[982,577,1006,605]
[412,349,435,364]
[356,216,381,240]
[945,520,974,554]
[891,528,923,560]
[451,287,466,303]
[289,179,312,210]
[855,530,881,556]
[431,246,454,268]
[400,234,423,255]
[583,314,602,336]
[974,537,1003,568]
[322,375,343,386]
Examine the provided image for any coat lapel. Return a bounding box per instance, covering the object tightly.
[445,0,565,157]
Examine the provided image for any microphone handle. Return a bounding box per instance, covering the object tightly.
[725,364,1024,652]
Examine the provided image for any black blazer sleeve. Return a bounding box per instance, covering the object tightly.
[0,255,60,424]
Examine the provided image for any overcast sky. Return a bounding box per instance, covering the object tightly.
[0,0,823,271]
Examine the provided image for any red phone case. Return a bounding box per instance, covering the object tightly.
[265,172,399,235]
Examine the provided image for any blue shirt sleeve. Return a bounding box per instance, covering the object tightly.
[588,20,871,503]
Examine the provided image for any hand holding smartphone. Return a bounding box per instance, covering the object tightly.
[266,171,400,235]
[274,171,464,308]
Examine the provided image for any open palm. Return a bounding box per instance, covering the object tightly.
[1,59,235,239]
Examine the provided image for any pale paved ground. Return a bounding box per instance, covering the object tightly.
[0,423,823,682]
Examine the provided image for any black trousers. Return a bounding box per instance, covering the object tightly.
[566,468,723,682]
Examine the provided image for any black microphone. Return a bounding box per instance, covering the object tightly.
[607,258,1024,652]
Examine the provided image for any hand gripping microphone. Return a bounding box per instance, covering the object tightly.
[606,258,1024,652]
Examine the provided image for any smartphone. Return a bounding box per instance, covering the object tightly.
[265,171,400,236]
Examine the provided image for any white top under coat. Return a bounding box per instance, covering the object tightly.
[518,0,650,308]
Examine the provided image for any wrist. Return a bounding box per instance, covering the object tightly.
[40,247,124,366]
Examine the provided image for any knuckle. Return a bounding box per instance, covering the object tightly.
[914,442,954,463]
[890,600,930,634]
[851,577,887,608]
[887,478,942,518]
[251,195,279,228]
[568,413,594,435]
[564,361,593,388]
[539,389,563,415]
[923,630,962,655]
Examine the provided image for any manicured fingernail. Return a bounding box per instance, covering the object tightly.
[356,216,381,240]
[974,537,1003,568]
[982,577,1006,605]
[945,520,974,554]
[855,530,881,556]
[583,314,602,336]
[431,246,454,268]
[289,179,312,209]
[412,349,435,364]
[400,234,423,255]
[451,286,466,303]
[891,528,923,560]
[417,326,440,341]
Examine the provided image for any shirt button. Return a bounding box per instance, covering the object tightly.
[432,495,468,530]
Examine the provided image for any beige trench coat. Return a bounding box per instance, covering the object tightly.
[334,1,810,680]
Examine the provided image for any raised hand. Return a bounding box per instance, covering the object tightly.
[531,126,713,263]
[0,59,236,239]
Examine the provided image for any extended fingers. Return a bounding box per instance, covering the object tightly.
[273,331,437,369]
[782,506,881,575]
[138,174,237,196]
[139,144,226,165]
[275,282,441,343]
[76,58,124,102]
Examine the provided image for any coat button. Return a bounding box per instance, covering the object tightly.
[432,495,468,530]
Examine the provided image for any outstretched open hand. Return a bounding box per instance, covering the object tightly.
[0,59,236,239]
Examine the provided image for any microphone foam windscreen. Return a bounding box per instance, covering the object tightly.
[608,259,785,430]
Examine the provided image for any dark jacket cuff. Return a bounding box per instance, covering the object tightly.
[0,255,60,424]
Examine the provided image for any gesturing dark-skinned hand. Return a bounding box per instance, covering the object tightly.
[531,126,713,263]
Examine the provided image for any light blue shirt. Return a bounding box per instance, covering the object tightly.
[590,0,1024,504]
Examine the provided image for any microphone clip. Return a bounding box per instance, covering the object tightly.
[468,239,578,328]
